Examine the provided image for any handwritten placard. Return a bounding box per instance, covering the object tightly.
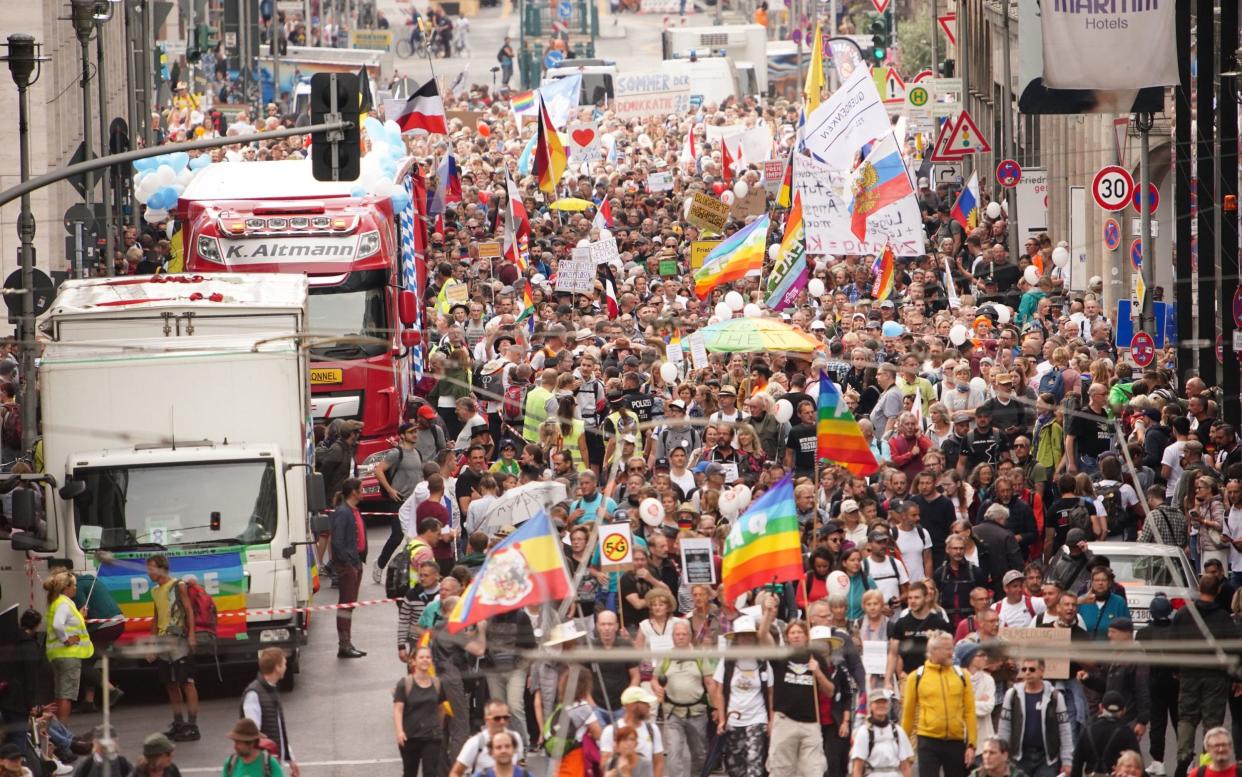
[589,237,620,265]
[556,248,596,294]
[690,240,721,269]
[687,192,731,233]
[688,331,709,370]
[999,627,1071,679]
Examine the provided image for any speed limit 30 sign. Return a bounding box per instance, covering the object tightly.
[1092,165,1134,211]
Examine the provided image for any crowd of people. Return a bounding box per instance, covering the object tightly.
[7,35,1242,777]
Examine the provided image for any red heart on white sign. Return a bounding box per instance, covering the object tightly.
[571,128,596,147]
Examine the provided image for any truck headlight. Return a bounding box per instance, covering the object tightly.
[357,230,381,259]
[197,236,221,262]
[259,628,291,643]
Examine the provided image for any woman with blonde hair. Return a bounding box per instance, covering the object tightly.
[925,402,953,447]
[44,571,93,722]
[633,587,684,683]
[732,423,766,484]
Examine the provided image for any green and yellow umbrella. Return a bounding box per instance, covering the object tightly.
[700,317,824,353]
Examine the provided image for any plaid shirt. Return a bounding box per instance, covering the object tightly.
[1137,503,1189,549]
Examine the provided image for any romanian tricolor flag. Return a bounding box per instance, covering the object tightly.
[693,215,769,299]
[721,475,804,604]
[848,133,914,242]
[533,95,568,196]
[447,512,572,633]
[871,243,895,301]
[816,370,880,477]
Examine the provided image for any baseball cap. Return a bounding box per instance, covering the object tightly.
[870,688,897,703]
[878,300,895,309]
[840,499,860,513]
[953,411,972,424]
[704,462,725,477]
[398,421,416,434]
[668,399,686,410]
[1002,570,1024,587]
[818,520,844,537]
[1101,691,1126,714]
[417,405,437,421]
[653,457,671,471]
[620,686,658,706]
[1108,617,1133,633]
[719,385,737,396]
[726,615,758,637]
[995,372,1014,386]
[810,320,827,330]
[1065,527,1087,546]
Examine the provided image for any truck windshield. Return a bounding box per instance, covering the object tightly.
[308,269,389,358]
[74,460,279,549]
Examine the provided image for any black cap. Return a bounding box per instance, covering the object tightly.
[1101,691,1126,713]
[0,744,22,761]
[818,520,844,537]
[1108,617,1133,633]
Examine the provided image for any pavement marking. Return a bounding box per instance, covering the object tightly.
[180,759,401,773]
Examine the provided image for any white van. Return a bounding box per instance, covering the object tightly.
[661,57,743,105]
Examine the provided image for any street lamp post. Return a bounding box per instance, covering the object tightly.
[71,0,98,278]
[1,34,49,459]
[94,0,119,276]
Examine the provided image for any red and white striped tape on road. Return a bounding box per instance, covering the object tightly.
[86,596,400,624]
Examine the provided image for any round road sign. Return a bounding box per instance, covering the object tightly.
[1103,218,1122,251]
[996,159,1022,188]
[558,0,573,19]
[1092,165,1134,211]
[1129,238,1143,270]
[544,49,564,69]
[1131,183,1159,214]
[908,86,930,107]
[1130,331,1155,368]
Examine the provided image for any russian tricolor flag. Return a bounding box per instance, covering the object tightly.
[950,173,980,231]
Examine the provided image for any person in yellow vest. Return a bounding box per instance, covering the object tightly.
[521,369,557,444]
[44,571,93,723]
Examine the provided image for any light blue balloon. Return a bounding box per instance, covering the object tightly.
[390,191,412,210]
[158,186,179,209]
[133,157,156,172]
[881,321,905,338]
[350,186,367,198]
[363,116,384,142]
[189,154,212,170]
[168,152,189,172]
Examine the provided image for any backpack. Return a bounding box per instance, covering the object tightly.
[863,556,903,588]
[655,658,710,708]
[386,538,420,599]
[1,403,20,451]
[225,752,273,777]
[502,383,526,423]
[475,365,504,401]
[177,577,219,635]
[1038,368,1066,402]
[909,663,966,712]
[1066,499,1095,536]
[1095,482,1128,537]
[994,594,1036,619]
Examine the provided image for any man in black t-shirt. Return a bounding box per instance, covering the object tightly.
[784,399,820,479]
[1066,383,1113,477]
[888,581,952,677]
[1044,474,1088,559]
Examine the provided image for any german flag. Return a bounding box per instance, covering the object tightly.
[533,94,567,196]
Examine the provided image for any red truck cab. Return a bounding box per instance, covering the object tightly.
[179,160,426,505]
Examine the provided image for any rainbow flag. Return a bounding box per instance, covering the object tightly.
[871,243,895,301]
[721,476,804,604]
[848,133,914,242]
[950,172,980,231]
[511,90,537,122]
[533,94,568,195]
[765,193,808,311]
[693,215,769,299]
[447,512,571,633]
[96,549,247,643]
[816,370,880,476]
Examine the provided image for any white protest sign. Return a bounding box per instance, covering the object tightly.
[680,537,717,584]
[647,171,673,192]
[556,248,596,294]
[567,122,602,162]
[862,640,888,675]
[705,125,774,167]
[589,236,620,265]
[599,522,635,572]
[688,331,709,370]
[1016,167,1049,240]
[801,67,894,170]
[613,71,692,120]
[794,154,925,256]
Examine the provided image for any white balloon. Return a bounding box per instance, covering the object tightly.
[639,498,665,527]
[970,376,988,393]
[768,244,781,261]
[826,571,850,594]
[1023,266,1041,286]
[949,324,969,346]
[732,484,752,511]
[177,168,194,185]
[718,489,742,520]
[743,303,763,318]
[725,291,745,311]
[1001,199,1009,213]
[165,221,176,239]
[143,208,168,224]
[985,201,1003,220]
[715,301,733,320]
[995,304,1011,325]
[721,191,735,206]
[734,180,749,199]
[707,315,720,325]
[1052,246,1070,268]
[155,165,176,186]
[774,398,794,423]
[807,278,826,298]
[659,361,678,384]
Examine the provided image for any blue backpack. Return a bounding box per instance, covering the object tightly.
[1038,368,1065,402]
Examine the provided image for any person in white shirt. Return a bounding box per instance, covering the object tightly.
[708,385,746,424]
[599,687,665,775]
[448,700,524,777]
[1224,479,1242,580]
[994,570,1045,628]
[848,690,913,777]
[863,531,910,606]
[894,489,935,583]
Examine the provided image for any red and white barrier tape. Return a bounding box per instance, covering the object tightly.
[86,595,400,624]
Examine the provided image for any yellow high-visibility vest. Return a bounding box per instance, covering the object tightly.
[46,595,94,660]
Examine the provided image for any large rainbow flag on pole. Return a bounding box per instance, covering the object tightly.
[693,215,769,299]
[446,512,572,633]
[816,370,880,476]
[871,243,895,301]
[721,476,804,604]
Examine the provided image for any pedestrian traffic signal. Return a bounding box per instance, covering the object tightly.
[939,58,956,78]
[309,72,361,182]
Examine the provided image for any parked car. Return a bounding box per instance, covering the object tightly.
[1086,541,1198,624]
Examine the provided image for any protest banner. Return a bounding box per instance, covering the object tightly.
[1000,627,1071,679]
[613,71,692,120]
[795,155,925,256]
[567,122,603,162]
[599,523,635,572]
[690,240,721,269]
[589,236,620,265]
[680,538,717,584]
[556,248,596,293]
[687,192,731,233]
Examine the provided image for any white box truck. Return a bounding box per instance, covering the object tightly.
[661,24,769,96]
[7,273,322,687]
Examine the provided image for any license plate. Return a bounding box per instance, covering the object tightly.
[310,368,343,385]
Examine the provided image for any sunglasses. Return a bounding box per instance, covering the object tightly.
[489,715,512,721]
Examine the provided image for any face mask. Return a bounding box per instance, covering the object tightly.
[957,384,969,392]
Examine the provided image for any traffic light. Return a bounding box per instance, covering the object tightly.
[939,58,956,78]
[309,72,361,182]
[868,11,891,66]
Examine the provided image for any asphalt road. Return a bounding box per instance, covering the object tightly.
[76,524,431,777]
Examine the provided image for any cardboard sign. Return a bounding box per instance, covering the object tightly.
[688,331,709,369]
[589,237,620,266]
[477,242,502,259]
[687,191,731,233]
[444,283,470,305]
[349,29,393,50]
[731,187,768,219]
[690,240,721,269]
[1000,627,1071,679]
[556,248,596,294]
[445,110,484,128]
[680,537,717,584]
[567,121,602,162]
[647,171,673,193]
[599,522,634,572]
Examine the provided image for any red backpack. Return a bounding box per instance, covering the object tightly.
[178,577,219,635]
[502,382,526,423]
[1,403,20,451]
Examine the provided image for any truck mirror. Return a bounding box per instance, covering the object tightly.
[310,512,332,535]
[398,290,417,326]
[307,473,327,513]
[10,489,36,531]
[12,531,43,552]
[400,329,421,348]
[59,480,87,501]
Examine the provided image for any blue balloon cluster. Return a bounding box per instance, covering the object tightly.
[148,186,180,210]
